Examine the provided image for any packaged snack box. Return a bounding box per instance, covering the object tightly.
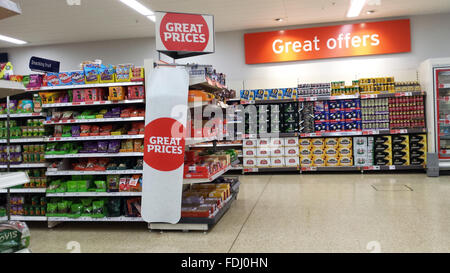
[71,71,85,85]
[45,73,60,86]
[58,72,72,86]
[269,89,284,100]
[283,88,298,99]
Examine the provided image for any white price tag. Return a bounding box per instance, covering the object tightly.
[389,166,396,170]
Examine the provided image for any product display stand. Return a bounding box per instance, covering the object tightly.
[146,62,239,232]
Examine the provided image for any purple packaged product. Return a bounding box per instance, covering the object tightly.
[104,107,121,118]
[9,100,17,112]
[108,140,121,153]
[71,126,81,137]
[71,71,85,85]
[81,141,98,153]
[97,141,109,153]
[27,74,43,88]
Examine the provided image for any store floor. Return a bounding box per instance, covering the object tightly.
[28,173,450,253]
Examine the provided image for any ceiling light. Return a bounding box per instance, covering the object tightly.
[119,0,154,16]
[275,18,283,22]
[347,0,366,18]
[0,34,27,45]
[366,10,375,14]
[147,15,156,22]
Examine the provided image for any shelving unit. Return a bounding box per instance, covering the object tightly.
[46,192,142,197]
[42,99,145,108]
[45,135,144,142]
[45,152,143,159]
[46,170,143,176]
[43,117,144,125]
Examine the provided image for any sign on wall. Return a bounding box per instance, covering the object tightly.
[155,11,215,59]
[141,60,189,224]
[244,19,411,64]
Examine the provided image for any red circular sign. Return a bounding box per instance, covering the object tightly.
[160,13,209,52]
[144,118,186,172]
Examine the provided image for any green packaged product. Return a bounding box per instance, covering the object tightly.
[0,222,31,253]
[57,201,69,216]
[0,207,7,217]
[47,203,58,216]
[77,180,90,192]
[94,180,106,192]
[55,182,67,193]
[47,180,61,193]
[69,203,83,218]
[81,199,93,216]
[92,200,105,218]
[67,181,78,192]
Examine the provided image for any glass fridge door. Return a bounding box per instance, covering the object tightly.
[437,69,450,159]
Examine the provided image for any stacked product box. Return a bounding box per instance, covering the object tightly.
[280,103,299,134]
[298,83,331,97]
[373,135,393,165]
[299,102,314,134]
[392,135,410,165]
[242,137,299,168]
[314,99,362,133]
[354,137,372,166]
[299,137,353,167]
[361,98,390,130]
[240,88,298,101]
[409,134,427,165]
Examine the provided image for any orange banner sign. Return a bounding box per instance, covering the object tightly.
[244,19,411,64]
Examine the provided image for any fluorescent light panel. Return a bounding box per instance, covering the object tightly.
[147,15,156,22]
[119,0,154,16]
[347,0,366,18]
[0,34,27,45]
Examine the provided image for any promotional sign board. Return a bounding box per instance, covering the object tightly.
[29,56,60,73]
[141,60,189,224]
[155,11,215,59]
[244,19,411,64]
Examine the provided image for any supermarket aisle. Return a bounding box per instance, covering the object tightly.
[28,173,450,253]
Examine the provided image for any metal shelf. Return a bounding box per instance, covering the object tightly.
[9,188,46,193]
[185,136,219,146]
[0,138,46,143]
[243,167,299,173]
[0,113,46,119]
[44,117,144,125]
[362,165,426,171]
[46,169,143,176]
[183,165,232,184]
[27,81,144,92]
[45,152,143,159]
[0,163,48,169]
[300,128,427,138]
[301,166,360,172]
[151,193,237,231]
[239,91,426,105]
[0,80,26,98]
[46,192,142,197]
[10,216,47,221]
[190,143,242,148]
[42,99,145,108]
[47,216,143,222]
[45,134,144,142]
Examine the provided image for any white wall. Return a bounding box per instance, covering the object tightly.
[3,12,450,92]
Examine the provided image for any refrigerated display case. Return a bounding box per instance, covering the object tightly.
[419,58,450,176]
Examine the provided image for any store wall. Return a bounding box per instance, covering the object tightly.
[3,12,450,92]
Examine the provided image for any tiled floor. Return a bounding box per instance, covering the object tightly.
[27,173,450,253]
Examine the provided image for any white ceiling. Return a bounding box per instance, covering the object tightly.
[1,0,450,48]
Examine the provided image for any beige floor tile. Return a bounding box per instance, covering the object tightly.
[25,173,450,253]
